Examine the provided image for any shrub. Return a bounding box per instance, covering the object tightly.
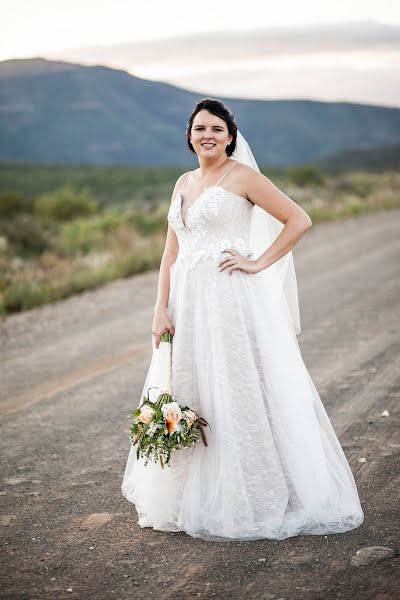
[0,192,34,218]
[53,212,126,256]
[126,210,166,235]
[0,214,51,255]
[2,279,52,312]
[286,165,325,187]
[34,185,99,221]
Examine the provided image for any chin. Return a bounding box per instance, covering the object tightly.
[199,147,223,156]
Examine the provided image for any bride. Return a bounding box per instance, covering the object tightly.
[121,97,364,541]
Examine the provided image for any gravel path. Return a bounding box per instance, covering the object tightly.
[1,208,399,599]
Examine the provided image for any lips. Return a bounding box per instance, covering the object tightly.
[202,143,216,149]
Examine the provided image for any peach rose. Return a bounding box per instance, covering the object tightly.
[183,409,197,429]
[161,402,182,434]
[138,404,155,424]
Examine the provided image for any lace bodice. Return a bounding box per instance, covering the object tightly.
[167,185,254,271]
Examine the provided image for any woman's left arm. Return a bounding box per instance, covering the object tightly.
[246,169,312,273]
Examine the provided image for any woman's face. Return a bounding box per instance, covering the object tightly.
[190,109,232,159]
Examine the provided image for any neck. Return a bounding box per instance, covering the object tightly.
[197,154,230,178]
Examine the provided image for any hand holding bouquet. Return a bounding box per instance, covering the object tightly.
[128,331,209,468]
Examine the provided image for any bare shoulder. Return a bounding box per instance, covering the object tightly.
[231,161,259,204]
[233,160,312,226]
[233,161,260,182]
[233,161,279,195]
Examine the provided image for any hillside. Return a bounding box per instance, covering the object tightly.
[1,58,400,166]
[315,142,400,172]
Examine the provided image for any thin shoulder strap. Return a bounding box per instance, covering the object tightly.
[180,171,191,192]
[215,161,238,186]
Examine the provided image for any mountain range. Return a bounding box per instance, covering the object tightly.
[0,57,399,167]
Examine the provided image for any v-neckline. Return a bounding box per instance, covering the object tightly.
[176,185,253,231]
[177,160,239,229]
[177,186,211,230]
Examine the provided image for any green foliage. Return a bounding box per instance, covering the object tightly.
[0,214,52,255]
[286,165,325,187]
[0,162,398,315]
[316,143,400,172]
[0,247,162,314]
[0,192,34,218]
[331,172,376,198]
[2,279,52,312]
[54,212,122,256]
[126,210,166,235]
[0,162,185,206]
[34,185,99,221]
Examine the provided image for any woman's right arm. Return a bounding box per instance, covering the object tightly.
[152,173,188,348]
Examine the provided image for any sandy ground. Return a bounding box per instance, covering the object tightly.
[1,208,399,599]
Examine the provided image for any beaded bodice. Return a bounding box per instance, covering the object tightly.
[167,185,254,271]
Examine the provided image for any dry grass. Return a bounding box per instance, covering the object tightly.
[1,171,399,315]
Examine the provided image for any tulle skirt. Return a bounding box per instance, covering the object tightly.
[121,259,364,541]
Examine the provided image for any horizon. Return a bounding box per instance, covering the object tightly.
[1,1,400,108]
[1,50,399,111]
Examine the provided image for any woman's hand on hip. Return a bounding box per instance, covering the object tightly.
[217,249,259,275]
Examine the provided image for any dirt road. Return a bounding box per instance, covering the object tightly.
[1,209,399,599]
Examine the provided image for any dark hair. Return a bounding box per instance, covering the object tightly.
[185,98,238,157]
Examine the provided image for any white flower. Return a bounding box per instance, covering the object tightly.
[147,422,161,437]
[138,404,155,424]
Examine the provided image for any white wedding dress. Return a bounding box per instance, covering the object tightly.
[121,164,364,541]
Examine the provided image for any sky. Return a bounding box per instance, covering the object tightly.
[2,1,400,107]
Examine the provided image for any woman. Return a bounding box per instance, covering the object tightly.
[121,98,364,541]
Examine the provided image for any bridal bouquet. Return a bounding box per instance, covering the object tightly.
[128,331,209,468]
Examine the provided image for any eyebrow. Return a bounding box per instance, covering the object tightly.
[194,124,224,127]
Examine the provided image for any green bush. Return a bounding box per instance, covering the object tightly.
[0,192,34,218]
[0,214,52,254]
[54,212,126,256]
[2,279,52,312]
[126,210,166,235]
[332,173,375,198]
[286,165,325,187]
[34,185,99,221]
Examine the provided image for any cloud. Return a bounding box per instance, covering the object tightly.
[47,21,400,107]
[51,21,400,63]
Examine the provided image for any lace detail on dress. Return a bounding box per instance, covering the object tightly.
[174,236,253,271]
[167,186,254,272]
[169,186,227,231]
